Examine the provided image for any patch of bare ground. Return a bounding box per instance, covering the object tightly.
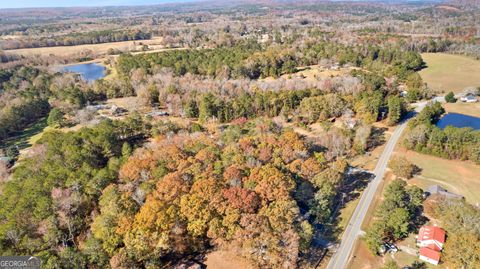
[436,5,462,11]
[204,250,255,269]
[347,240,383,269]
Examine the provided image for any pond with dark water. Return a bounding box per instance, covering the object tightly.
[62,63,106,82]
[436,113,480,130]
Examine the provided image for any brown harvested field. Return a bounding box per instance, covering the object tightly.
[419,53,480,94]
[394,148,480,205]
[443,102,480,118]
[204,250,255,269]
[3,36,166,57]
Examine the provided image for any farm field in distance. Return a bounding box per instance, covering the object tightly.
[2,36,166,57]
[419,53,480,93]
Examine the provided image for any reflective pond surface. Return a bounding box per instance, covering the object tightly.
[62,63,106,82]
[436,113,480,130]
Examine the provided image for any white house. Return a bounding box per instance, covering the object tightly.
[460,93,478,103]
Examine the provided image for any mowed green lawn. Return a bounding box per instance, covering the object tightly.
[395,149,480,205]
[419,53,480,93]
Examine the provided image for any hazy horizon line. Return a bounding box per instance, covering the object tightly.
[0,0,202,10]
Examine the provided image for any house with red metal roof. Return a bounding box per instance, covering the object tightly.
[416,226,446,265]
[419,247,442,265]
[417,226,446,250]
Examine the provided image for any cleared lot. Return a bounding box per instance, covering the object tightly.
[419,53,480,94]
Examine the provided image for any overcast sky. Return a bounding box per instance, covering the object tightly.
[0,0,196,9]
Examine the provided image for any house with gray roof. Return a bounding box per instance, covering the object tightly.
[427,185,464,199]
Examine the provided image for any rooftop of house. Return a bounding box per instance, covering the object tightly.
[418,226,446,244]
[464,94,477,99]
[427,185,464,199]
[419,247,441,262]
[426,243,442,252]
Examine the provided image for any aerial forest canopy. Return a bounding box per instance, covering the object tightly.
[0,117,354,268]
[1,1,479,268]
[116,40,424,80]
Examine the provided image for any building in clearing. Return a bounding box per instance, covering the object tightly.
[460,93,478,103]
[419,247,442,265]
[417,226,446,265]
[427,185,464,200]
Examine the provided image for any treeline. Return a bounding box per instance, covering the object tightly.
[301,42,424,80]
[0,118,351,268]
[365,179,424,254]
[116,40,424,80]
[116,41,296,79]
[404,102,480,163]
[399,36,480,60]
[175,71,404,125]
[97,66,408,128]
[0,30,151,50]
[0,50,22,63]
[186,87,404,127]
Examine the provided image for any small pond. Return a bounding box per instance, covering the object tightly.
[436,113,480,130]
[62,63,106,82]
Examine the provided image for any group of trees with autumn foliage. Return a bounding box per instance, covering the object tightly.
[93,121,350,268]
[426,198,480,268]
[0,115,360,268]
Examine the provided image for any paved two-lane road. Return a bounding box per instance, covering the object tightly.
[326,105,425,269]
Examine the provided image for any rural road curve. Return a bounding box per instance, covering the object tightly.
[326,104,426,269]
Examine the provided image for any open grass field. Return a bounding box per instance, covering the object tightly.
[337,197,360,236]
[262,65,356,83]
[443,102,480,118]
[394,148,480,206]
[3,37,165,57]
[419,53,480,94]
